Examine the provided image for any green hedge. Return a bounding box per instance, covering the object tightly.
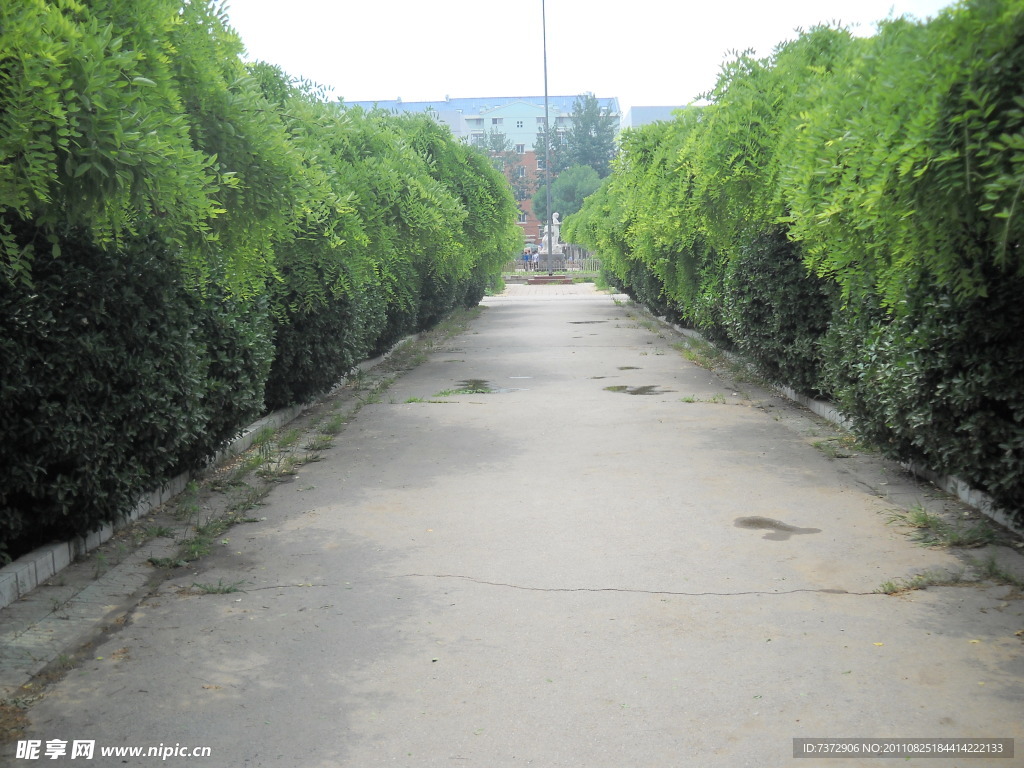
[822,274,1024,512]
[0,2,519,561]
[0,220,269,555]
[566,0,1024,523]
[723,230,837,398]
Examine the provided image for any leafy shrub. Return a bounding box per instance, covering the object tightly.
[0,224,204,558]
[723,230,837,396]
[823,273,1024,517]
[264,288,384,409]
[172,291,273,472]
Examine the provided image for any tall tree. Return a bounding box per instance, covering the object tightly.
[532,93,618,181]
[532,164,601,223]
[564,93,618,178]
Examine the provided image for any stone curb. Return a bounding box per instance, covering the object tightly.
[0,336,415,612]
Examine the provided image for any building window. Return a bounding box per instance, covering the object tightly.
[515,144,525,154]
[536,157,546,170]
[515,167,526,178]
[492,117,502,125]
[516,120,524,128]
[518,212,528,223]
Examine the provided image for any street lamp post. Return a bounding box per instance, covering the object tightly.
[542,0,553,275]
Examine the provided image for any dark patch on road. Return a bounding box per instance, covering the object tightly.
[734,516,822,541]
[603,385,673,396]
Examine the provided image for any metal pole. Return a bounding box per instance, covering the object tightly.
[542,0,553,275]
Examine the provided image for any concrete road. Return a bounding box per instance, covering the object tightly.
[12,284,1024,767]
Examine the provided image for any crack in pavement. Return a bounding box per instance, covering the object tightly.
[400,573,879,597]
[244,584,330,591]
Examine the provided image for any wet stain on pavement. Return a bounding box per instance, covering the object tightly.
[453,379,525,394]
[604,384,673,396]
[734,516,822,541]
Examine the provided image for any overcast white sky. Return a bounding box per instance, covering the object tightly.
[223,0,957,111]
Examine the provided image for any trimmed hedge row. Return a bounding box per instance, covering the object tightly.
[0,2,520,560]
[565,0,1024,523]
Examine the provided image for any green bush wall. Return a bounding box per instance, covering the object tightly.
[565,0,1024,523]
[0,2,519,560]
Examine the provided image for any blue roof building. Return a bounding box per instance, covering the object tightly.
[343,94,621,146]
[621,105,687,129]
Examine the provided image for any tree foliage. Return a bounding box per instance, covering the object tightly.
[532,164,601,222]
[532,93,618,179]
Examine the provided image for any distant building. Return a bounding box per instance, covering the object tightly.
[621,106,686,130]
[345,95,621,244]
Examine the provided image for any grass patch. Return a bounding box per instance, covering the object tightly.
[277,428,302,449]
[813,435,860,459]
[434,385,491,397]
[970,554,1024,589]
[304,434,334,452]
[318,412,346,436]
[148,556,188,569]
[680,393,726,404]
[887,505,998,548]
[225,484,270,516]
[673,336,724,370]
[191,579,246,595]
[876,568,968,595]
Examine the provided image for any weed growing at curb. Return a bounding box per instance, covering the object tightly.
[877,555,1024,595]
[191,579,246,594]
[434,386,490,397]
[673,336,725,370]
[876,568,968,595]
[304,434,334,451]
[680,393,726,404]
[813,435,861,459]
[317,413,346,436]
[970,554,1024,590]
[887,505,998,548]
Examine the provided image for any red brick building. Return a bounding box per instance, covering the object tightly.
[507,149,544,246]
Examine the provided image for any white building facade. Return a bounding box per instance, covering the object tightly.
[344,95,621,244]
[344,95,621,148]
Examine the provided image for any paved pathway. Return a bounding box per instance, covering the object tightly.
[3,285,1022,767]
